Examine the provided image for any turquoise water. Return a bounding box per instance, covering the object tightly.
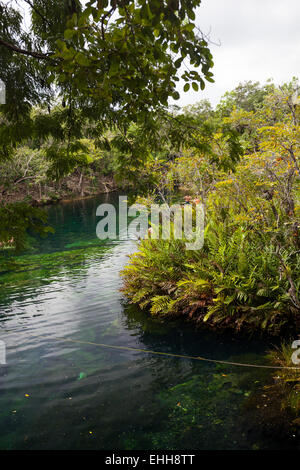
[0,194,296,450]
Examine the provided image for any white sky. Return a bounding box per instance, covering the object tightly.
[174,0,300,108]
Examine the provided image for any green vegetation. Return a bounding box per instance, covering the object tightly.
[0,0,213,251]
[0,2,299,333]
[268,342,300,414]
[119,367,271,450]
[1,0,300,450]
[121,79,300,334]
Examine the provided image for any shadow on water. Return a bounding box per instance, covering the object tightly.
[0,194,298,450]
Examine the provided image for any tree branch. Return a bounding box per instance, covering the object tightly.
[0,37,51,60]
[23,0,52,28]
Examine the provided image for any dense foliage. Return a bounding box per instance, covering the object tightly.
[121,79,300,334]
[0,0,213,250]
[1,2,299,335]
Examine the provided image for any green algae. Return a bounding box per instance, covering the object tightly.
[0,245,111,288]
[77,372,87,380]
[120,364,273,450]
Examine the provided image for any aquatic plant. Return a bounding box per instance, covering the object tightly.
[267,342,300,414]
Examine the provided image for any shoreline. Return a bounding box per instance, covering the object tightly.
[0,173,118,208]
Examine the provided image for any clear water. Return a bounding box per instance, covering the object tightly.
[0,194,296,450]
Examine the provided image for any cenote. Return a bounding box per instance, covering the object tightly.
[0,193,298,450]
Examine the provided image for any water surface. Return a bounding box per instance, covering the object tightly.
[0,194,296,450]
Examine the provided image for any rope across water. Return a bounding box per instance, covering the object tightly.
[4,330,300,371]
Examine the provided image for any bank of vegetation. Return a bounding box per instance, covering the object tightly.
[121,79,300,335]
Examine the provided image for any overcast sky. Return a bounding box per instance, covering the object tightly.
[175,0,300,108]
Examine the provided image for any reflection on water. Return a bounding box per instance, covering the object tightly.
[0,194,297,450]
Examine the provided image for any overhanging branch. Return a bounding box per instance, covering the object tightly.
[0,37,51,60]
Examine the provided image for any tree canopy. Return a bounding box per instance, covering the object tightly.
[0,0,214,147]
[0,0,215,250]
